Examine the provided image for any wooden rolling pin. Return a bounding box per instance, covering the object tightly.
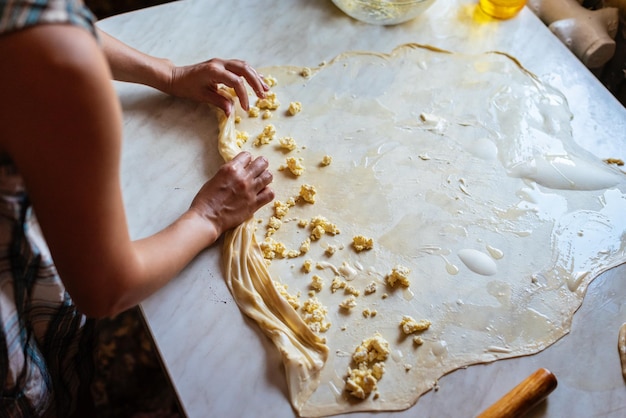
[477,368,558,418]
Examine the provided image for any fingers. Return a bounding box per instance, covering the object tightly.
[246,154,270,178]
[255,168,273,192]
[247,155,273,194]
[231,152,273,193]
[231,150,253,168]
[171,58,268,115]
[207,90,234,116]
[224,59,269,98]
[256,186,275,207]
[215,59,268,111]
[219,71,250,111]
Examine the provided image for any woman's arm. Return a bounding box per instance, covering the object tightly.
[98,29,269,115]
[0,25,273,318]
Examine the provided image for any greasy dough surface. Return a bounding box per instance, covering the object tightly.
[218,44,626,417]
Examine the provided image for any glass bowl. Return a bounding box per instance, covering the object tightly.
[331,0,437,25]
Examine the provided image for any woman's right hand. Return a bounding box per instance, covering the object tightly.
[189,151,274,238]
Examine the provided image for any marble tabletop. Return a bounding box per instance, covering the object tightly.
[97,0,626,416]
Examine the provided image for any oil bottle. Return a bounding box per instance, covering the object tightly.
[478,0,526,19]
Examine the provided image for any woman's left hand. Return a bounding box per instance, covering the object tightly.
[167,58,269,115]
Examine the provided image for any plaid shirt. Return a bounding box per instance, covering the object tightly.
[0,0,96,36]
[0,1,98,416]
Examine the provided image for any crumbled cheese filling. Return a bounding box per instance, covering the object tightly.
[299,238,311,254]
[386,265,411,287]
[331,277,347,293]
[287,101,302,116]
[310,275,324,292]
[256,91,280,110]
[345,285,360,297]
[235,130,249,147]
[299,184,317,203]
[254,124,276,146]
[285,157,305,176]
[301,297,331,333]
[399,315,431,335]
[248,106,260,117]
[278,136,297,151]
[352,235,374,252]
[339,296,357,310]
[263,75,277,87]
[364,281,377,295]
[345,333,390,399]
[273,198,295,219]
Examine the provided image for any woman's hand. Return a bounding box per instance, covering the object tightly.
[189,151,274,237]
[168,58,269,115]
[99,31,268,115]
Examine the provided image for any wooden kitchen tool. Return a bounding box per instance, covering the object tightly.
[477,368,558,418]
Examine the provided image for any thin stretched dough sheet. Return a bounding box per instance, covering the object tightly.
[218,44,626,416]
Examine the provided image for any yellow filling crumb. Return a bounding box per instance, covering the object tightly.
[345,333,390,399]
[310,216,340,235]
[324,245,337,256]
[287,101,302,116]
[386,265,411,287]
[285,157,305,176]
[299,184,317,203]
[273,198,295,219]
[267,216,282,231]
[362,308,377,318]
[353,333,389,363]
[331,277,347,293]
[399,315,431,335]
[254,124,276,146]
[301,297,331,333]
[364,281,377,294]
[235,130,249,147]
[299,238,311,254]
[248,106,260,117]
[310,275,324,292]
[278,136,297,151]
[260,237,287,260]
[339,296,357,310]
[352,235,374,252]
[345,285,360,297]
[256,91,280,110]
[263,75,277,87]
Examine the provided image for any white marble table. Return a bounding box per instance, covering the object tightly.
[98,0,626,416]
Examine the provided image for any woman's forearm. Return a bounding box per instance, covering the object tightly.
[109,209,220,316]
[99,29,174,92]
